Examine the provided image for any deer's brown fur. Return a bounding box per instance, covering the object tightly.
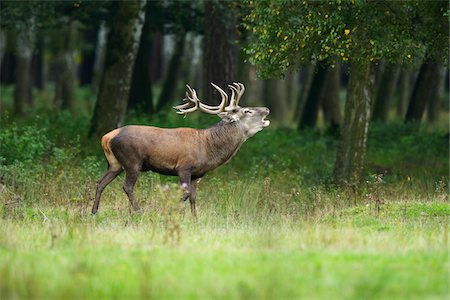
[92,82,269,219]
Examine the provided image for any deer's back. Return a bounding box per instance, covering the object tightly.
[105,125,206,176]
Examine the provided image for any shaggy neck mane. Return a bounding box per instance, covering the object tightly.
[202,121,245,165]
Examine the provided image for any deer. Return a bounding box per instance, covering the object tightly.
[91,82,270,219]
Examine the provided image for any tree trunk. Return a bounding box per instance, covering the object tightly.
[79,29,97,86]
[0,31,6,73]
[405,61,442,123]
[185,34,203,91]
[333,63,375,186]
[396,68,411,118]
[0,31,15,85]
[427,67,446,123]
[285,71,298,119]
[89,0,146,138]
[372,61,385,99]
[294,64,314,122]
[92,23,108,89]
[372,63,400,122]
[262,79,289,122]
[31,35,45,90]
[156,32,186,112]
[203,0,237,104]
[322,65,341,131]
[150,31,163,83]
[53,23,77,112]
[298,64,328,129]
[128,6,154,114]
[13,22,35,116]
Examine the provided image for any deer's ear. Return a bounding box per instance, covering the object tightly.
[218,112,237,123]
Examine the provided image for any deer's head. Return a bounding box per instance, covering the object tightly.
[174,82,270,138]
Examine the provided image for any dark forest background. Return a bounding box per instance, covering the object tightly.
[0,0,448,186]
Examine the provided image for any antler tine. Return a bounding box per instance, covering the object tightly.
[175,100,198,115]
[233,82,245,106]
[227,84,238,107]
[174,83,228,115]
[173,99,191,110]
[210,83,228,104]
[173,84,199,115]
[197,82,227,114]
[226,82,245,109]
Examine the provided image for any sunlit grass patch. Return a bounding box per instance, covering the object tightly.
[1,197,448,299]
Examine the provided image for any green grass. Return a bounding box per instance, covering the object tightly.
[1,195,448,299]
[1,162,448,299]
[0,87,449,299]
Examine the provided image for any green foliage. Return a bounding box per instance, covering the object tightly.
[0,122,53,165]
[244,0,448,78]
[0,0,111,30]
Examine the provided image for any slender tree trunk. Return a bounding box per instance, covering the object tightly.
[92,23,108,89]
[0,31,15,85]
[0,52,15,85]
[89,0,146,138]
[427,67,446,123]
[53,23,77,112]
[156,32,186,112]
[79,29,97,86]
[333,63,375,186]
[14,21,35,116]
[294,64,314,122]
[396,68,411,118]
[203,0,236,104]
[322,65,341,131]
[128,6,154,114]
[298,64,328,129]
[405,60,442,123]
[262,79,289,122]
[31,35,45,90]
[372,63,400,122]
[185,34,203,91]
[150,31,163,83]
[0,31,6,73]
[237,44,250,89]
[372,61,385,99]
[285,72,298,119]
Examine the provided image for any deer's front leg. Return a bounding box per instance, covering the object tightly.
[178,171,191,202]
[178,171,197,220]
[189,179,198,220]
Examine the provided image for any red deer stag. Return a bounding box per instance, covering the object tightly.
[92,82,270,218]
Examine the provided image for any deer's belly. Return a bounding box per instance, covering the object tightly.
[141,159,177,176]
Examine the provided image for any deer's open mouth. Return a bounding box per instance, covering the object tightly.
[262,117,270,127]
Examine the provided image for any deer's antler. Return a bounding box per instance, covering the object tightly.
[227,82,245,110]
[174,83,229,115]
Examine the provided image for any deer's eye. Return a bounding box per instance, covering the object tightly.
[243,109,252,115]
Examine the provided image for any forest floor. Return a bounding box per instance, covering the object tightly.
[0,91,449,299]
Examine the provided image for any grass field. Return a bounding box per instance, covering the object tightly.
[1,189,448,299]
[0,106,449,299]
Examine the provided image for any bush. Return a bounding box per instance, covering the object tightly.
[0,122,53,166]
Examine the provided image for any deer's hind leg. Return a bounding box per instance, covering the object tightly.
[93,130,124,214]
[123,167,141,212]
[92,164,122,214]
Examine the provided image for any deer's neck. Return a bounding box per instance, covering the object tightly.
[202,121,246,168]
